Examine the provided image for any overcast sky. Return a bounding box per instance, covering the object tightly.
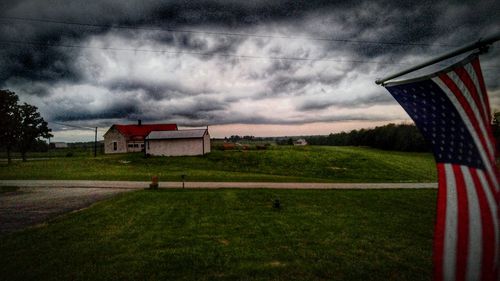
[0,0,499,141]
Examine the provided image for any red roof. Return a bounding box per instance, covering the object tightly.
[113,124,177,141]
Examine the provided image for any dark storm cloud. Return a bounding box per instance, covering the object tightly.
[297,91,396,111]
[0,0,348,86]
[0,0,499,129]
[180,112,395,127]
[52,103,141,122]
[105,79,202,100]
[265,73,345,97]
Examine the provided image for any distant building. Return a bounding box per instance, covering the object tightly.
[103,120,178,154]
[294,138,308,146]
[49,142,68,149]
[145,129,211,156]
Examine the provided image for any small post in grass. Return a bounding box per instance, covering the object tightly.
[273,198,281,210]
[181,174,186,189]
[150,175,159,190]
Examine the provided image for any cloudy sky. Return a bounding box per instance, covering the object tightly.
[0,0,499,141]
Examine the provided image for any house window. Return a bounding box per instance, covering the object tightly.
[128,144,133,148]
[133,144,139,148]
[140,143,144,148]
[113,142,117,151]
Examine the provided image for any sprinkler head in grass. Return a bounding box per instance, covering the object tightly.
[273,198,281,209]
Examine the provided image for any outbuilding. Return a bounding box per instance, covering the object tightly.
[145,129,210,156]
[103,121,178,154]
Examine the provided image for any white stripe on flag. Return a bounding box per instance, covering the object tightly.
[461,166,482,281]
[444,163,458,281]
[432,76,499,189]
[446,71,494,161]
[477,169,500,269]
[464,63,490,125]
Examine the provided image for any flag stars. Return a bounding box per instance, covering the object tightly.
[387,80,484,169]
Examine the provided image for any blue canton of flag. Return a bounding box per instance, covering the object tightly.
[389,80,484,168]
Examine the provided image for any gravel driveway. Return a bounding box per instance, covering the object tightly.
[0,187,130,236]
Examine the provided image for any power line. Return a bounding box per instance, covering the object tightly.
[2,39,499,69]
[0,39,451,66]
[0,16,459,48]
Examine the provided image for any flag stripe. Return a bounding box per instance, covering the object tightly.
[465,63,499,175]
[444,163,458,281]
[441,70,499,197]
[442,72,494,162]
[477,169,500,279]
[385,55,500,281]
[455,66,489,129]
[452,165,469,281]
[432,76,499,191]
[435,163,448,281]
[463,64,490,129]
[471,58,492,120]
[471,168,497,280]
[461,166,482,281]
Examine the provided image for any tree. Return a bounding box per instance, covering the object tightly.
[18,103,52,161]
[0,90,21,164]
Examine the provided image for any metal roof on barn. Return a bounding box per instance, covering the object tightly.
[146,129,208,140]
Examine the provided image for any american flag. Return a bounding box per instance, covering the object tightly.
[384,54,499,281]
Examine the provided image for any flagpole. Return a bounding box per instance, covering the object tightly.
[375,32,500,85]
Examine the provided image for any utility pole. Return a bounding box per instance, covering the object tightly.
[94,127,97,157]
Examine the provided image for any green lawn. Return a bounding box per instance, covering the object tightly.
[0,189,436,281]
[0,146,437,182]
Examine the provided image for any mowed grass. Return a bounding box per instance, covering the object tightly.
[0,189,436,281]
[0,146,437,182]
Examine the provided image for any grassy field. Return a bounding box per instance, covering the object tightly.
[0,189,436,281]
[0,146,437,182]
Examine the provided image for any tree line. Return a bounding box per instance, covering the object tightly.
[0,90,52,163]
[305,123,430,152]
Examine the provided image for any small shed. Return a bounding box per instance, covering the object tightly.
[294,138,308,146]
[49,142,68,149]
[145,129,210,156]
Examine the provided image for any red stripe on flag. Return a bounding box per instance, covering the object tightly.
[452,165,469,281]
[458,63,499,169]
[470,58,500,171]
[434,163,447,281]
[470,168,496,280]
[471,58,491,120]
[454,66,488,128]
[439,73,495,163]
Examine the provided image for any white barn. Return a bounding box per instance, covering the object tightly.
[145,129,210,156]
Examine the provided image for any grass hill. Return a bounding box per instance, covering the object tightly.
[0,146,437,182]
